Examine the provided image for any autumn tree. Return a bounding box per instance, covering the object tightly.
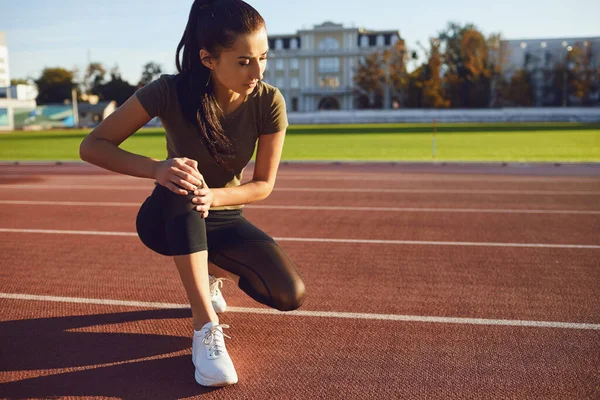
[353,52,385,109]
[438,22,493,108]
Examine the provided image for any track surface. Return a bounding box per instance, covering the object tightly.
[1,162,599,399]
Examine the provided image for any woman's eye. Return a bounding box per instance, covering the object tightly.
[240,58,268,67]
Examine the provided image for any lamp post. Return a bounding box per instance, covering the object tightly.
[561,41,573,107]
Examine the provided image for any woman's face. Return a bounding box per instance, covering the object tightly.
[201,26,269,95]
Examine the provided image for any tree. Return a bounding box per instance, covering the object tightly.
[139,62,163,87]
[569,42,597,106]
[10,79,29,85]
[382,39,410,108]
[93,66,136,106]
[34,67,77,104]
[84,62,107,94]
[420,38,450,108]
[497,70,534,106]
[353,53,385,109]
[438,22,494,108]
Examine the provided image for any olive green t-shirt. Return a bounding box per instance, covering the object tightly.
[134,74,288,210]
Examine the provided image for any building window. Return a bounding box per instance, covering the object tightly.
[291,77,299,89]
[391,36,399,46]
[275,39,283,50]
[290,58,299,70]
[290,39,298,49]
[291,98,298,112]
[360,35,369,47]
[0,108,9,126]
[275,77,285,88]
[319,76,339,88]
[276,59,284,70]
[319,57,339,73]
[376,35,384,46]
[319,37,339,50]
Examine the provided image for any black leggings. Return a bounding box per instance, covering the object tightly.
[136,183,305,311]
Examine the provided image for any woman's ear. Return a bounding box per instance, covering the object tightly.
[199,49,214,70]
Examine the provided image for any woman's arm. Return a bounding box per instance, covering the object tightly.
[80,95,203,194]
[195,128,286,208]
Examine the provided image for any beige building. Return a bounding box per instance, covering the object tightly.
[0,32,9,88]
[264,21,400,112]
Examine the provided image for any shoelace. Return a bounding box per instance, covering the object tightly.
[209,277,224,297]
[203,324,231,357]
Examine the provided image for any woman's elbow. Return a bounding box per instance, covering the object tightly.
[79,137,92,162]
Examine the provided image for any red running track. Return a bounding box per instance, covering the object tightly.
[1,162,599,399]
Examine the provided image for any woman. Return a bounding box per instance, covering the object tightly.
[79,0,305,387]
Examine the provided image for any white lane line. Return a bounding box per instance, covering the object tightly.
[1,228,598,249]
[1,292,598,330]
[0,184,599,195]
[275,174,600,183]
[4,173,599,183]
[1,200,599,215]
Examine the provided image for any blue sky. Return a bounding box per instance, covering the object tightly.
[2,0,599,84]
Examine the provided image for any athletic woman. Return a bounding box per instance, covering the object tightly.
[79,0,306,387]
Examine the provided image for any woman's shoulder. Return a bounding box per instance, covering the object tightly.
[254,80,282,99]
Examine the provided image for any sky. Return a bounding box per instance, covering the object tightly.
[1,0,599,85]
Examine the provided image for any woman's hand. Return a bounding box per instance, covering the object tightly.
[153,157,204,195]
[192,184,214,218]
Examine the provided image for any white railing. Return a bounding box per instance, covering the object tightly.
[287,107,600,124]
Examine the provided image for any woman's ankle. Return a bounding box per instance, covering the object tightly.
[193,318,219,331]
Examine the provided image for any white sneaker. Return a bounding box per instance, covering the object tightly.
[192,322,238,387]
[209,275,227,313]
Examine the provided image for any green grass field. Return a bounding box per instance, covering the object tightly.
[1,122,599,162]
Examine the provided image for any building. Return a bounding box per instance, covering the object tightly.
[499,36,600,106]
[264,21,401,112]
[0,32,9,88]
[77,100,117,128]
[0,31,40,131]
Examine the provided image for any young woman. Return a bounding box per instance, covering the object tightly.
[79,0,305,387]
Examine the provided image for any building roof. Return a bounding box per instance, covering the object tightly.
[78,101,113,113]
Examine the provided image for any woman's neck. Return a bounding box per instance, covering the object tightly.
[213,82,245,115]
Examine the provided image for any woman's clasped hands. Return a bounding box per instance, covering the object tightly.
[154,157,213,218]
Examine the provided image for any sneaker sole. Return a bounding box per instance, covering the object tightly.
[195,369,238,387]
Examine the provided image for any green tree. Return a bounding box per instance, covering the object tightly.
[93,66,136,106]
[84,62,107,94]
[10,78,29,85]
[34,67,77,104]
[139,62,163,87]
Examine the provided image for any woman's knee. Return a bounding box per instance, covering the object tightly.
[272,277,306,311]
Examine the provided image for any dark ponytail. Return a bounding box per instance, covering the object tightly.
[175,0,265,170]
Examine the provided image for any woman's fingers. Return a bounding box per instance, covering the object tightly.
[170,176,197,192]
[166,182,188,195]
[171,169,202,190]
[178,164,204,186]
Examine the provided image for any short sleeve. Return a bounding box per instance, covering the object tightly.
[134,75,171,118]
[261,88,288,135]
